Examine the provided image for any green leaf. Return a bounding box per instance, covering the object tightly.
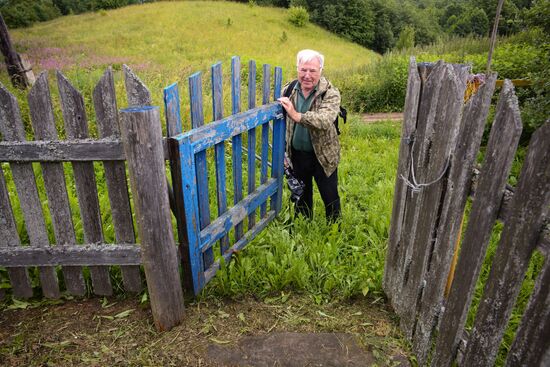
[114,309,134,319]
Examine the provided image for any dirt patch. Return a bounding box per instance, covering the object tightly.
[0,295,409,366]
[362,113,403,123]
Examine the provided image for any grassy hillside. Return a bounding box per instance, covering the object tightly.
[12,1,378,82]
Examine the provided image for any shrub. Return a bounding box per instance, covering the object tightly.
[287,6,309,27]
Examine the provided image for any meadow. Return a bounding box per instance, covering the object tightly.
[0,1,545,366]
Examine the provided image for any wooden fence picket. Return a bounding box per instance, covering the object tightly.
[93,67,142,293]
[431,79,522,366]
[247,59,257,230]
[260,63,270,219]
[57,71,112,296]
[462,121,550,367]
[0,84,59,298]
[28,72,86,296]
[231,56,244,241]
[412,73,498,364]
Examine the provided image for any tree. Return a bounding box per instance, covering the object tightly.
[395,25,415,50]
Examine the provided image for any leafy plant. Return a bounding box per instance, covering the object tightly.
[287,6,309,27]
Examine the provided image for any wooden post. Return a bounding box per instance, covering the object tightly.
[0,14,29,89]
[119,106,185,331]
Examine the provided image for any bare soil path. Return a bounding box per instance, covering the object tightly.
[362,112,403,123]
[0,295,410,366]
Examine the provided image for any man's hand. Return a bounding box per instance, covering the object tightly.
[277,97,302,123]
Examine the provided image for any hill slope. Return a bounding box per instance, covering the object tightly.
[13,1,378,81]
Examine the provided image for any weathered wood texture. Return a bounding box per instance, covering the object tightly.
[398,62,468,338]
[0,83,59,298]
[93,68,142,293]
[120,106,185,331]
[505,243,550,367]
[0,14,30,88]
[231,56,244,240]
[247,60,257,230]
[412,73,498,365]
[462,121,550,367]
[260,64,270,219]
[431,79,522,367]
[28,72,86,296]
[58,71,112,296]
[383,57,421,304]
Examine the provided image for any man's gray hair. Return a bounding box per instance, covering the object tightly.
[296,49,324,70]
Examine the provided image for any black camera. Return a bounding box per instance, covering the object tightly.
[284,165,305,203]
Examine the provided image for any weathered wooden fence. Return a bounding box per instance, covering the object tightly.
[384,58,549,366]
[0,67,185,330]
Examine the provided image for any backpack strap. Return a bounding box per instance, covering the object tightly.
[283,79,299,98]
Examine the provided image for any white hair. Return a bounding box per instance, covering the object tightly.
[296,49,324,70]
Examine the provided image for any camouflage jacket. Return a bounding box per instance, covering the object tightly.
[284,76,341,177]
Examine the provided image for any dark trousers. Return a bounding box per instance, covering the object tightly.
[291,148,341,222]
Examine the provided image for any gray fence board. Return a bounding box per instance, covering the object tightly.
[0,139,124,162]
[462,121,550,366]
[383,57,421,307]
[28,72,86,296]
[411,73,497,364]
[0,84,60,298]
[0,244,141,266]
[57,71,112,296]
[93,67,142,293]
[0,164,33,298]
[123,64,152,106]
[432,79,522,367]
[399,63,467,338]
[392,62,440,317]
[505,245,550,367]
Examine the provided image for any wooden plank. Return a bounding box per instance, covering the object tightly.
[0,139,125,162]
[231,56,244,240]
[57,71,112,296]
[119,106,185,331]
[0,164,33,298]
[270,66,284,214]
[189,71,214,269]
[383,57,421,305]
[93,68,141,293]
[247,59,257,229]
[462,121,550,366]
[398,62,468,338]
[163,81,194,292]
[390,62,438,315]
[200,178,278,251]
[211,62,230,254]
[174,135,204,295]
[0,244,141,266]
[183,103,281,152]
[432,78,521,367]
[0,83,59,298]
[260,64,270,218]
[28,72,86,296]
[412,73,498,364]
[505,246,550,367]
[123,64,152,106]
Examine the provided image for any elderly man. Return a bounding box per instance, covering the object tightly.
[277,49,342,222]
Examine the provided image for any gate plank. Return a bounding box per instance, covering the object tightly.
[0,164,33,298]
[505,244,550,367]
[260,64,270,218]
[399,63,468,338]
[211,62,230,255]
[231,56,244,240]
[412,73,498,364]
[189,72,214,269]
[0,84,59,298]
[123,64,152,107]
[28,72,86,296]
[93,68,142,293]
[432,79,521,367]
[57,72,112,296]
[462,121,550,367]
[271,67,284,213]
[383,57,421,304]
[247,60,257,229]
[164,81,194,292]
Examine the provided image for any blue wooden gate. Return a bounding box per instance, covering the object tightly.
[166,57,285,295]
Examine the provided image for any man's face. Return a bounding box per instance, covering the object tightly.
[297,58,321,92]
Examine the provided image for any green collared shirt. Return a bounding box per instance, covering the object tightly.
[291,82,317,152]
